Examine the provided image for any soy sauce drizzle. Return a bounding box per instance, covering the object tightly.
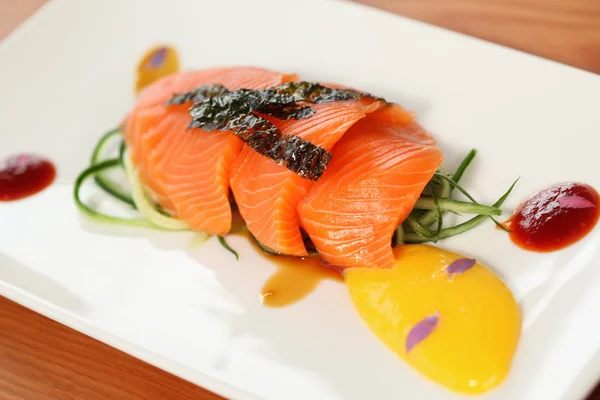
[166,82,384,181]
[259,256,343,308]
[231,229,343,307]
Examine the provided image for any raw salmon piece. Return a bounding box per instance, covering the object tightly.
[134,66,296,109]
[122,67,297,234]
[297,112,443,269]
[123,105,177,211]
[230,97,393,256]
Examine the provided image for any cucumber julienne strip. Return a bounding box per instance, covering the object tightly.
[123,151,191,231]
[413,197,501,216]
[419,149,475,227]
[435,169,517,231]
[91,128,136,207]
[74,149,196,231]
[118,140,127,166]
[404,216,434,239]
[404,177,519,244]
[451,149,477,184]
[418,178,444,227]
[432,184,443,237]
[434,172,478,203]
[394,224,404,246]
[73,159,155,228]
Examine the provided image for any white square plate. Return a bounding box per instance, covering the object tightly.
[2,0,600,399]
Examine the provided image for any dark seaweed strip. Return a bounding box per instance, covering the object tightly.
[185,86,318,123]
[190,106,331,180]
[259,81,383,105]
[168,81,385,179]
[166,84,230,105]
[168,81,382,109]
[259,103,316,120]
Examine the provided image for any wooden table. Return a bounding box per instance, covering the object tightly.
[1,0,599,399]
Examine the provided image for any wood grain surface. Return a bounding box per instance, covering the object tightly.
[1,0,600,400]
[0,297,225,400]
[354,0,600,74]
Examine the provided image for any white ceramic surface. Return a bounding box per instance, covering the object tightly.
[2,0,600,399]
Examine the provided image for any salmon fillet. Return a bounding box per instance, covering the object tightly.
[297,107,443,269]
[229,97,402,256]
[122,67,297,234]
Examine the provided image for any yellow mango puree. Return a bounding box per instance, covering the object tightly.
[135,45,179,93]
[345,244,520,395]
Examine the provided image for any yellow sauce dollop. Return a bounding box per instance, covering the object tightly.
[135,45,180,93]
[345,244,520,394]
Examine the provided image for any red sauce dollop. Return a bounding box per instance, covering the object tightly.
[505,182,599,252]
[0,154,56,201]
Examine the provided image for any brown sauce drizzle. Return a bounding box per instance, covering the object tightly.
[231,229,343,307]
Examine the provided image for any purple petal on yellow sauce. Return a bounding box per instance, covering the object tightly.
[147,47,168,69]
[558,195,596,209]
[406,312,440,353]
[446,258,476,275]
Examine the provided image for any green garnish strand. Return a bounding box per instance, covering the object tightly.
[419,149,475,227]
[74,159,155,228]
[218,236,239,260]
[90,128,136,207]
[119,139,127,167]
[440,176,452,198]
[434,172,478,203]
[451,149,477,184]
[435,169,516,231]
[404,216,434,239]
[404,177,519,243]
[432,184,443,238]
[413,197,501,215]
[437,169,518,231]
[394,224,405,246]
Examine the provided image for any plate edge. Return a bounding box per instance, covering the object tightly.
[0,283,265,400]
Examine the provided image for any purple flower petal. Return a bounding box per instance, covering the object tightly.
[558,195,596,209]
[446,258,476,275]
[406,312,440,353]
[147,47,168,69]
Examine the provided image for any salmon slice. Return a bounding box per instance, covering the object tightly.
[122,67,297,234]
[230,96,395,256]
[297,109,443,269]
[122,105,177,211]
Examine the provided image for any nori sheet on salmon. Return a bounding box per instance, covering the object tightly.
[189,108,331,181]
[165,84,229,105]
[167,81,382,109]
[167,82,385,180]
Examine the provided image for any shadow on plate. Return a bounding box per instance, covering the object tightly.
[77,215,196,252]
[0,252,87,313]
[181,241,435,400]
